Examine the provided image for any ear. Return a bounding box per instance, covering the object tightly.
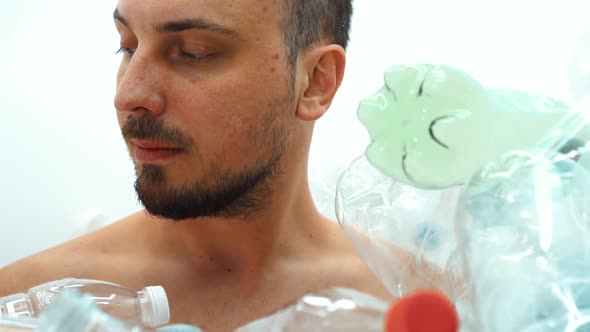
[295,45,346,121]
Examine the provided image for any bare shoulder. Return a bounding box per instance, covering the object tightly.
[317,217,450,303]
[315,217,394,302]
[329,247,394,302]
[0,212,143,296]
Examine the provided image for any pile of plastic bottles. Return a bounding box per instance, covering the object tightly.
[0,278,201,332]
[335,62,590,331]
[0,278,458,332]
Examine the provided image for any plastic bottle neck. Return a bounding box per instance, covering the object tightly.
[0,294,35,317]
[138,290,151,325]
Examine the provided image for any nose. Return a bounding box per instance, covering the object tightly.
[114,52,166,118]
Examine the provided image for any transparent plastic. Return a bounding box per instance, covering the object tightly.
[1,290,201,332]
[357,63,585,189]
[340,58,590,331]
[455,145,590,331]
[234,288,389,332]
[446,42,590,328]
[335,156,463,299]
[36,289,142,332]
[0,278,170,328]
[236,288,460,332]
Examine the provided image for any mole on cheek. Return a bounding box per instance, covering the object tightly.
[272,54,280,60]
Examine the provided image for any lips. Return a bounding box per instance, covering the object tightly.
[131,139,180,149]
[130,139,184,163]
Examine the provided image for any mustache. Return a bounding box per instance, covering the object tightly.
[121,115,194,149]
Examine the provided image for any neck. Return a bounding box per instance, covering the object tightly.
[141,149,331,292]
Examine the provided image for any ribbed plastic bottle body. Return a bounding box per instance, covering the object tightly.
[34,289,148,332]
[26,279,143,326]
[1,279,169,328]
[55,311,145,332]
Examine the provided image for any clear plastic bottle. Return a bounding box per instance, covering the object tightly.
[2,290,202,332]
[35,289,143,332]
[0,278,169,328]
[456,152,590,331]
[235,288,389,332]
[335,156,462,299]
[236,288,459,332]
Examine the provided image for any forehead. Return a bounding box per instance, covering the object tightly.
[116,0,281,35]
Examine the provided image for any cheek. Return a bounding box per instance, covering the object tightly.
[219,111,265,150]
[167,58,290,153]
[170,87,257,155]
[116,110,127,129]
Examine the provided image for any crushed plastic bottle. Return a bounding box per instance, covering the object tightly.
[455,151,590,332]
[0,278,170,328]
[1,290,202,332]
[37,290,202,332]
[236,288,459,332]
[357,63,588,189]
[347,61,590,331]
[35,289,142,332]
[335,156,462,299]
[235,288,389,332]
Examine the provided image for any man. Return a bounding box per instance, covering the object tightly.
[0,0,391,330]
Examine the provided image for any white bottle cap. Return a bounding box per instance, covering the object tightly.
[141,286,171,328]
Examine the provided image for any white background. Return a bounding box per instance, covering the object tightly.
[1,0,589,267]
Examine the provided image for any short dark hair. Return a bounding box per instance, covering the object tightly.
[281,0,354,67]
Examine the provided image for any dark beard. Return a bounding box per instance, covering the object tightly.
[122,79,294,221]
[133,145,284,221]
[123,111,289,221]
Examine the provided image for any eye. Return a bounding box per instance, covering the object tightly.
[180,51,210,62]
[116,47,136,56]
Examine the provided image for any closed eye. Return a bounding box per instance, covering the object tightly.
[116,47,136,56]
[180,51,210,62]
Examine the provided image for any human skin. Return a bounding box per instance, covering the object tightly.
[0,1,392,331]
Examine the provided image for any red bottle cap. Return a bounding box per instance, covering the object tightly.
[384,290,459,332]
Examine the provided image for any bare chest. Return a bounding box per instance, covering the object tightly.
[162,272,340,331]
[158,262,377,332]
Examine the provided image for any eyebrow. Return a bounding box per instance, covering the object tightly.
[113,8,240,38]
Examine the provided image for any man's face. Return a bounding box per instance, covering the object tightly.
[114,0,296,220]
